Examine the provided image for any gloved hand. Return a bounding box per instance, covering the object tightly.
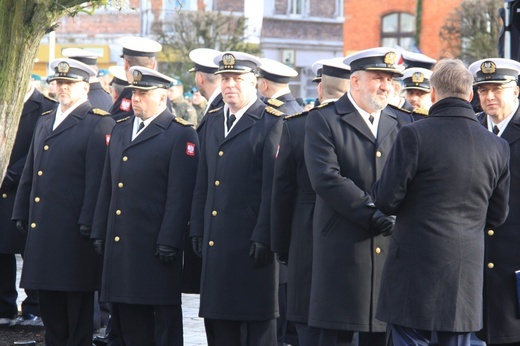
[15,220,28,233]
[155,244,179,265]
[79,224,92,239]
[276,252,289,266]
[370,210,396,237]
[191,236,203,258]
[93,239,105,255]
[249,241,274,267]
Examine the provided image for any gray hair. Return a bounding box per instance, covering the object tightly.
[430,59,473,100]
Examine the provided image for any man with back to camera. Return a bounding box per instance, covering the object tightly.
[468,57,520,346]
[190,51,284,346]
[304,47,414,346]
[372,58,510,346]
[11,58,115,346]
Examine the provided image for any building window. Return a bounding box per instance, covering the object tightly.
[381,12,415,50]
[163,0,196,14]
[288,0,307,16]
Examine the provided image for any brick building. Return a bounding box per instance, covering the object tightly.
[34,0,462,99]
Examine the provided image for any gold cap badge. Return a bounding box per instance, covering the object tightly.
[222,53,236,68]
[411,72,425,83]
[132,70,142,83]
[384,52,397,65]
[480,61,496,74]
[57,62,70,74]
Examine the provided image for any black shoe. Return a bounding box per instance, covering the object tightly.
[93,334,113,346]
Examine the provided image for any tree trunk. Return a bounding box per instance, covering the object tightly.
[0,0,104,180]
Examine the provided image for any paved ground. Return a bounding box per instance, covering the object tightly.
[15,255,208,345]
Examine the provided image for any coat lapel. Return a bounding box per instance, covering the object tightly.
[501,107,520,145]
[336,96,376,143]
[377,107,398,145]
[126,110,174,148]
[46,102,90,140]
[222,100,263,144]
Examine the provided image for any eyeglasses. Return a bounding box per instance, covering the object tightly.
[477,84,516,96]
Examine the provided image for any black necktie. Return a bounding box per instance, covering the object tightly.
[227,113,236,130]
[137,121,145,133]
[369,114,374,124]
[493,125,499,135]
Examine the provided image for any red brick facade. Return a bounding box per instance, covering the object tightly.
[343,0,462,59]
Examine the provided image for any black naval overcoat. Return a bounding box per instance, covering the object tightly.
[88,81,113,111]
[190,99,283,320]
[0,89,56,254]
[92,110,199,305]
[276,93,304,116]
[476,108,520,344]
[304,95,413,332]
[271,110,315,324]
[372,97,510,332]
[12,101,115,291]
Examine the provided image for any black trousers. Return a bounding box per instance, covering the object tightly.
[0,253,39,318]
[204,318,277,346]
[111,302,183,346]
[38,290,94,346]
[319,329,386,346]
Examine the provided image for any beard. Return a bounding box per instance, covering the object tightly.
[362,91,388,111]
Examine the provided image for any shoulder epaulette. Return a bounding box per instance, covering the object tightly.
[412,107,428,116]
[116,116,131,123]
[91,108,110,116]
[175,117,194,126]
[44,95,57,102]
[208,106,223,114]
[316,101,332,109]
[265,106,284,117]
[267,98,284,108]
[285,111,308,120]
[41,110,53,116]
[388,103,412,114]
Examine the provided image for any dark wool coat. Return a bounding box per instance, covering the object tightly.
[476,108,520,343]
[271,110,315,324]
[190,99,283,320]
[12,101,115,291]
[0,89,56,254]
[373,97,510,332]
[304,95,414,332]
[92,110,199,305]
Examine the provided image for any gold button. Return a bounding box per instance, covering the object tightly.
[118,182,124,188]
[2,193,7,198]
[212,210,218,216]
[215,180,220,186]
[376,151,382,158]
[34,197,40,203]
[37,171,43,176]
[114,236,120,242]
[116,210,122,215]
[218,151,224,156]
[44,145,49,150]
[209,241,214,246]
[30,223,36,229]
[122,156,128,162]
[487,230,494,236]
[488,262,494,269]
[375,247,381,254]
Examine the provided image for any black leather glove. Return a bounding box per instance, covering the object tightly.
[15,220,28,233]
[191,236,203,258]
[93,239,105,255]
[249,241,274,267]
[155,244,179,265]
[79,224,92,239]
[276,252,289,266]
[370,210,396,237]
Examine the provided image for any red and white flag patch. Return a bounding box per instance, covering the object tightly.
[105,134,111,146]
[186,142,196,156]
[120,98,131,112]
